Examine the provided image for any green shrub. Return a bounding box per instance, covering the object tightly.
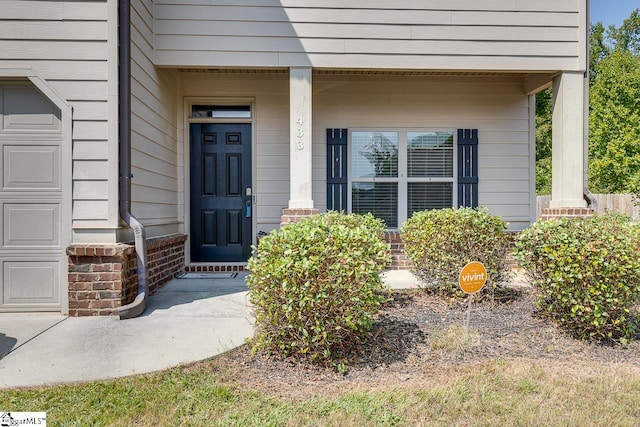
[514,213,640,343]
[246,211,391,366]
[400,207,511,297]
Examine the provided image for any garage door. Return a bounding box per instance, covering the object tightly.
[0,82,67,312]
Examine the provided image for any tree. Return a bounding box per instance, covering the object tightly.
[589,9,640,193]
[589,49,640,193]
[535,88,552,195]
[608,9,640,54]
[589,22,608,81]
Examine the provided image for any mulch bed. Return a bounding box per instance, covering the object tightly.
[209,286,640,399]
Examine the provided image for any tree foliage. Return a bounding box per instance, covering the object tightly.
[536,9,640,194]
[535,88,552,195]
[589,22,608,82]
[608,9,640,54]
[589,50,640,193]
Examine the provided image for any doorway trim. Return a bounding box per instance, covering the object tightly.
[183,97,257,265]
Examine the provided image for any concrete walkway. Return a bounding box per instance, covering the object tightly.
[0,273,253,389]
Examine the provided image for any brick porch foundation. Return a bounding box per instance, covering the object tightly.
[540,207,594,221]
[185,264,246,272]
[280,208,320,226]
[385,231,410,270]
[67,234,187,316]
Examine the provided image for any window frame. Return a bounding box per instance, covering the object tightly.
[347,128,458,229]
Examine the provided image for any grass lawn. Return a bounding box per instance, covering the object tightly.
[1,354,640,426]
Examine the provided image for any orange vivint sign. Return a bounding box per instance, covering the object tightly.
[459,261,487,294]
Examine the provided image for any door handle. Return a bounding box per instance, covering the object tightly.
[245,200,252,218]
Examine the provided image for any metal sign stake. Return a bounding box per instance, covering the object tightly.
[465,293,473,346]
[459,261,487,348]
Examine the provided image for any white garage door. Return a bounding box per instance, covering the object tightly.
[0,82,66,312]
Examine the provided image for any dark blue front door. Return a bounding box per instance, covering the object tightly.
[190,123,252,262]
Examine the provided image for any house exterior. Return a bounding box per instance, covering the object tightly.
[0,0,591,315]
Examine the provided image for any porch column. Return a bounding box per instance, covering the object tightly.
[542,71,593,220]
[281,67,318,226]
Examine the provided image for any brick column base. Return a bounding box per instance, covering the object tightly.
[67,234,187,316]
[540,207,595,221]
[280,208,319,226]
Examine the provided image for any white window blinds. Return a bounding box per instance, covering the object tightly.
[349,129,457,228]
[407,132,454,178]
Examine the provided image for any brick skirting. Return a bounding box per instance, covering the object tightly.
[384,231,411,270]
[280,208,319,226]
[540,207,595,221]
[185,264,246,272]
[67,234,187,316]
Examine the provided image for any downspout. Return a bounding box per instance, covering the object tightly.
[118,0,148,319]
[583,0,597,210]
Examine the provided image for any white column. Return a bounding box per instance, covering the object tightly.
[288,67,314,209]
[550,71,587,208]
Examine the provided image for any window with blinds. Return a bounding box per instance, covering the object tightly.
[407,132,454,178]
[351,132,400,227]
[351,132,398,178]
[352,182,398,228]
[407,131,455,218]
[350,130,455,228]
[408,182,453,217]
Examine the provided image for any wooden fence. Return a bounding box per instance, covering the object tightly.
[536,194,640,220]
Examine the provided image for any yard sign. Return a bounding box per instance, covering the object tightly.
[459,261,487,345]
[459,261,487,294]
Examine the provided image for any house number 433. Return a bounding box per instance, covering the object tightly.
[296,115,305,150]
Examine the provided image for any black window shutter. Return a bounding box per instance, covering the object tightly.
[457,129,479,208]
[326,128,348,211]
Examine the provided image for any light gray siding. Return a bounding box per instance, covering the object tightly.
[179,72,533,233]
[0,0,114,243]
[155,0,586,72]
[131,0,180,238]
[312,74,534,231]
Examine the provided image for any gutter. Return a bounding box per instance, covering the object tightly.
[583,0,597,210]
[117,0,148,319]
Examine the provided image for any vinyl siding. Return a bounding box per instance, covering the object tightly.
[0,0,113,241]
[155,0,586,72]
[180,72,533,233]
[131,0,180,238]
[312,74,534,231]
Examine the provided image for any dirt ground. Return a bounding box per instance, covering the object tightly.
[209,285,640,400]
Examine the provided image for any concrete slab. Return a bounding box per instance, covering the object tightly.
[157,275,248,294]
[382,270,421,289]
[0,275,254,389]
[381,269,532,290]
[0,316,253,388]
[0,314,66,358]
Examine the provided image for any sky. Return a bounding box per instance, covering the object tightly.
[590,0,639,27]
